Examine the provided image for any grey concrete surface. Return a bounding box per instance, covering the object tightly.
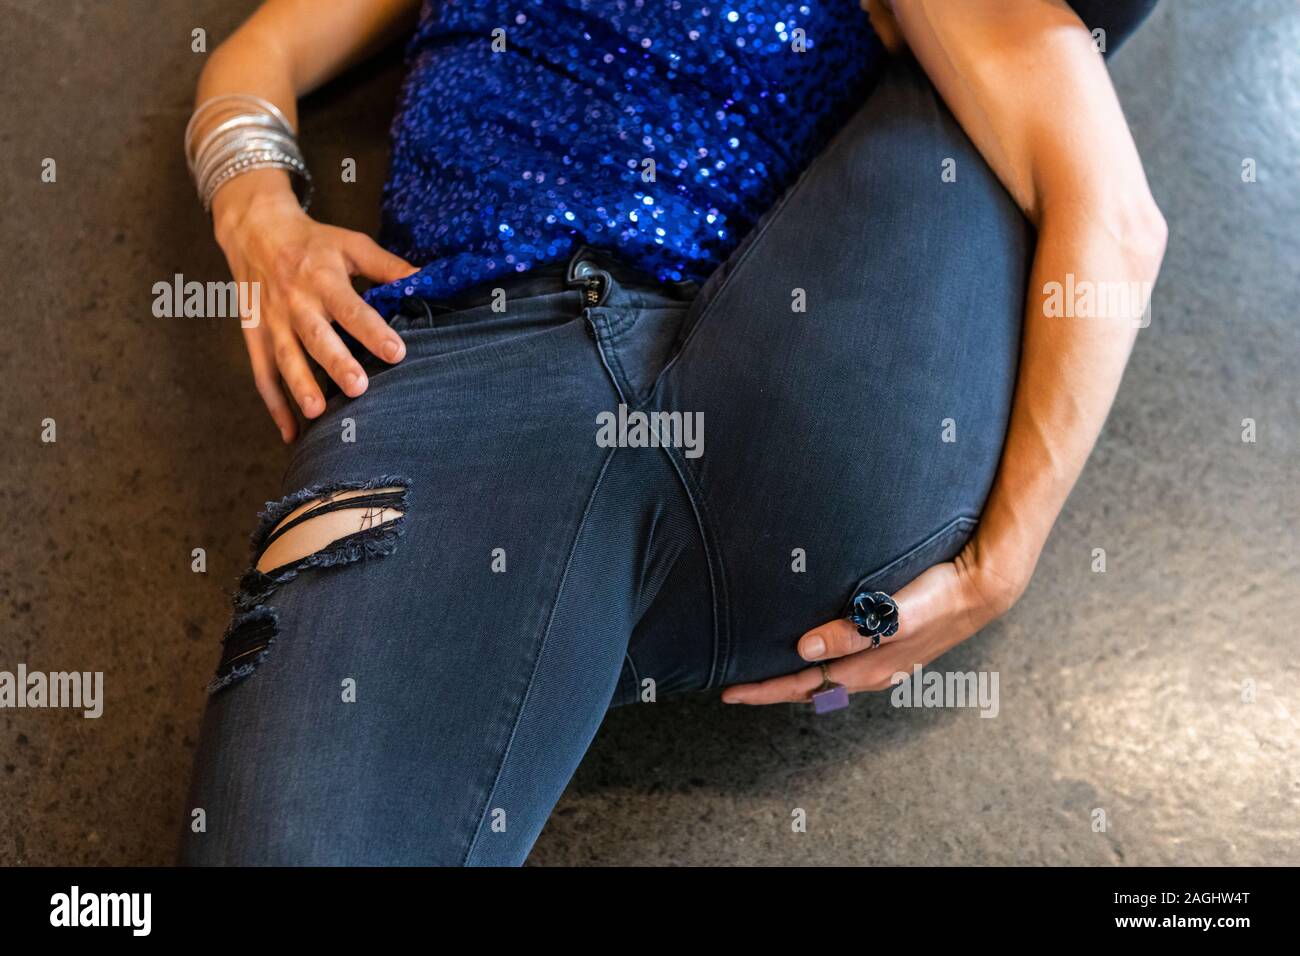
[0,0,1296,866]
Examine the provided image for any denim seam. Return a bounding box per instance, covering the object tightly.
[603,329,637,403]
[460,448,620,866]
[622,650,640,705]
[604,306,639,338]
[646,119,840,394]
[588,311,633,406]
[657,443,729,690]
[843,514,980,614]
[596,307,644,399]
[632,117,849,687]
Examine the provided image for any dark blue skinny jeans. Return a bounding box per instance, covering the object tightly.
[182,0,1153,864]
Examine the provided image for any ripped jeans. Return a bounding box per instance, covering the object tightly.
[179,57,1029,865]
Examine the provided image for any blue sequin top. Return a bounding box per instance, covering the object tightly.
[363,1,884,317]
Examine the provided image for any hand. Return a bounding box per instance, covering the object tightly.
[211,170,418,442]
[720,538,1029,704]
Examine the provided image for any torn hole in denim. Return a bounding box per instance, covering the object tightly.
[207,606,278,695]
[206,476,411,694]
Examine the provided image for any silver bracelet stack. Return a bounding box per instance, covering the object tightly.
[184,93,313,213]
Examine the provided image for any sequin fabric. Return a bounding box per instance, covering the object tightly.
[363,0,884,317]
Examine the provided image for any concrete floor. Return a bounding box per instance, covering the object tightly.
[1,0,1296,866]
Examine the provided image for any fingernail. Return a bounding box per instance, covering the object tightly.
[385,339,404,361]
[722,693,742,704]
[279,426,292,443]
[300,394,316,414]
[346,371,367,392]
[802,635,825,660]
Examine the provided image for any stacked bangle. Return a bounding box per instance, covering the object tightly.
[184,93,313,213]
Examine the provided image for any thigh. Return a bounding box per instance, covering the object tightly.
[653,56,1032,687]
[180,290,641,865]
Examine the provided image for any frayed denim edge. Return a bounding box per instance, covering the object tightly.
[206,476,412,695]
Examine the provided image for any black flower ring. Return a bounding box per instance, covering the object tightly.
[848,589,900,648]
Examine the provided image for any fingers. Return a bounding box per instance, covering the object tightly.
[722,664,829,705]
[342,231,419,285]
[726,561,989,706]
[799,585,919,660]
[724,647,907,705]
[317,272,406,364]
[797,566,954,662]
[288,299,369,399]
[245,329,297,443]
[798,618,887,661]
[229,221,418,433]
[271,327,326,419]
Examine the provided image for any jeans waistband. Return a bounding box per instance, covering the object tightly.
[416,245,699,317]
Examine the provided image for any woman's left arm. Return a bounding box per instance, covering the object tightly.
[723,0,1167,703]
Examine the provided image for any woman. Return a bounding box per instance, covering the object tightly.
[180,0,1166,865]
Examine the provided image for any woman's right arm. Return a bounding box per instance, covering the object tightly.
[196,0,421,442]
